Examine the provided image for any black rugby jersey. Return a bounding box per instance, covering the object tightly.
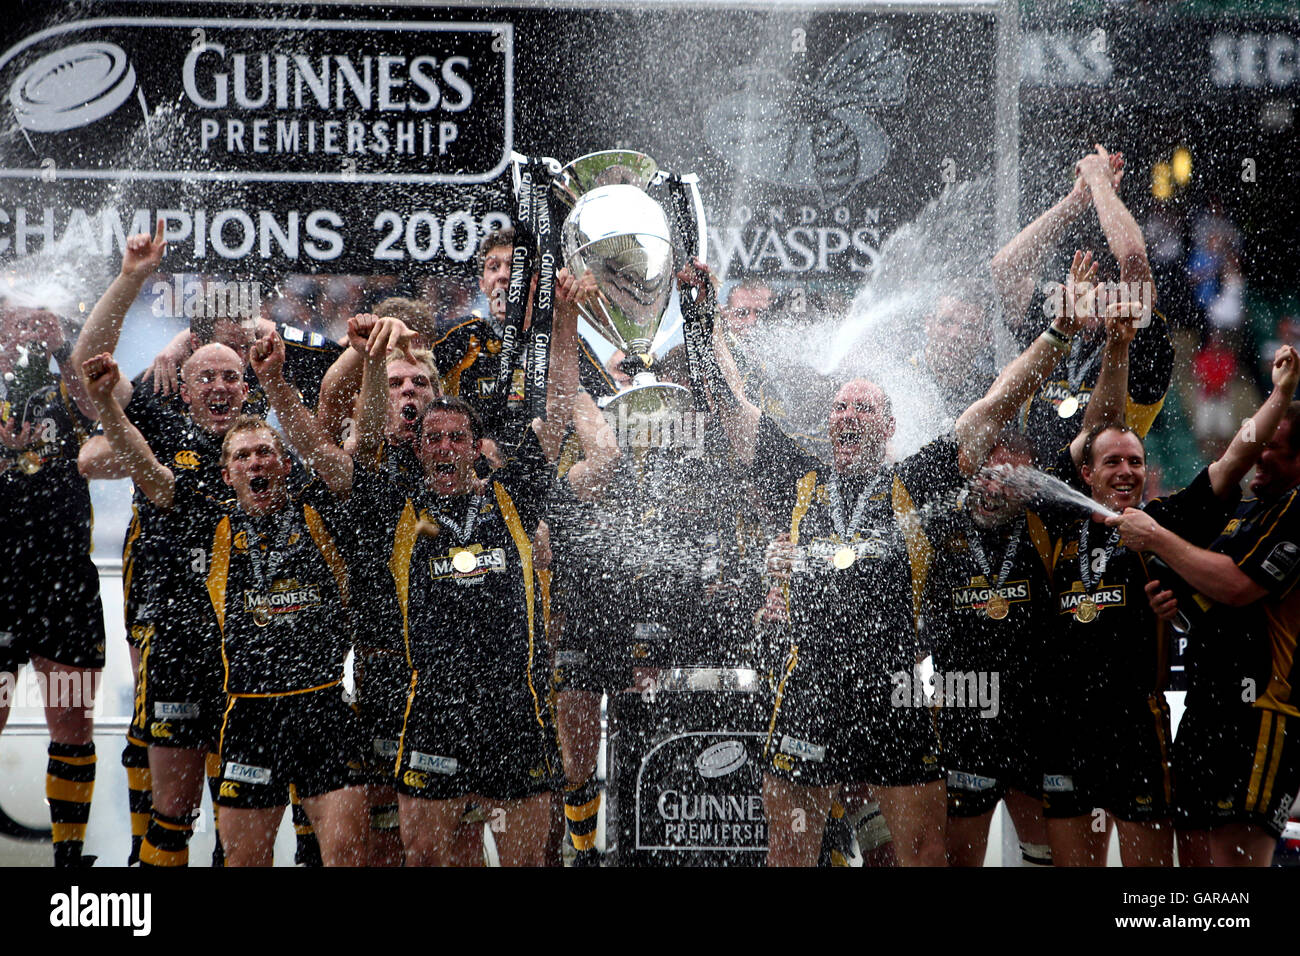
[923,504,1056,688]
[371,432,553,704]
[1043,468,1231,701]
[202,478,355,696]
[120,394,228,631]
[1189,486,1300,717]
[0,373,94,554]
[751,414,966,667]
[1016,295,1174,462]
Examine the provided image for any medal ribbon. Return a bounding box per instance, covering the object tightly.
[1064,335,1103,396]
[235,507,300,595]
[966,516,1024,595]
[430,493,486,545]
[1077,520,1121,595]
[827,472,886,546]
[527,162,557,422]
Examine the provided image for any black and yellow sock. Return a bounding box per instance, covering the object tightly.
[122,736,152,866]
[290,784,322,867]
[140,809,194,867]
[564,778,601,865]
[206,751,225,867]
[47,742,96,867]
[817,798,854,867]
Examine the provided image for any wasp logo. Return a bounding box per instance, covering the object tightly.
[150,721,173,739]
[219,782,240,799]
[772,753,794,772]
[402,770,429,789]
[173,449,201,470]
[233,530,250,551]
[703,27,909,204]
[486,338,502,355]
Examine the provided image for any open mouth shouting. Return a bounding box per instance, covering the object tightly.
[248,476,270,494]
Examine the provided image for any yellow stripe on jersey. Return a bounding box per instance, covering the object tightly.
[304,503,349,608]
[396,668,419,776]
[789,471,817,545]
[892,475,933,630]
[389,500,419,671]
[764,646,799,758]
[1258,713,1288,812]
[207,517,232,636]
[1238,494,1296,567]
[1259,589,1300,717]
[1125,395,1165,439]
[1246,711,1274,812]
[122,506,142,611]
[494,481,545,733]
[441,335,482,399]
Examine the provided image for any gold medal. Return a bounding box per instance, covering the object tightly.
[252,605,271,627]
[1057,395,1080,419]
[17,451,42,474]
[1075,597,1098,623]
[985,594,1010,620]
[832,547,856,570]
[452,549,477,574]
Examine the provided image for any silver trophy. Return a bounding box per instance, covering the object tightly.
[552,150,706,421]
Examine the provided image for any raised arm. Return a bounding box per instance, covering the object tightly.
[564,390,622,502]
[70,219,168,409]
[534,268,590,464]
[1207,345,1300,497]
[1068,296,1140,468]
[1076,145,1153,300]
[79,353,175,507]
[250,331,354,496]
[990,180,1092,330]
[348,317,409,464]
[955,253,1088,474]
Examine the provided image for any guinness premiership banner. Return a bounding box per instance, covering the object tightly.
[0,1,999,291]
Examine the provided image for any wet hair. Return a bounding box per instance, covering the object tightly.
[1080,423,1144,468]
[372,296,435,339]
[991,428,1039,466]
[419,395,483,443]
[476,225,516,276]
[387,345,440,384]
[220,415,287,466]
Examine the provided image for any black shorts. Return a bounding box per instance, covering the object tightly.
[394,667,561,802]
[939,688,1044,817]
[215,687,366,809]
[354,648,411,781]
[552,624,617,695]
[1041,693,1172,821]
[0,555,105,671]
[1174,700,1300,838]
[130,620,224,749]
[764,642,942,789]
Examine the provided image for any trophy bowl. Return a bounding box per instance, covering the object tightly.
[561,179,693,421]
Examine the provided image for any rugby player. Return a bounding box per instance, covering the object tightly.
[992,146,1173,461]
[1108,352,1300,867]
[0,302,104,867]
[80,342,247,866]
[266,296,578,864]
[925,287,1140,867]
[1040,344,1299,865]
[710,255,1091,866]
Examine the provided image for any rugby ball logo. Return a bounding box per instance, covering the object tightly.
[9,42,138,132]
[695,739,748,778]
